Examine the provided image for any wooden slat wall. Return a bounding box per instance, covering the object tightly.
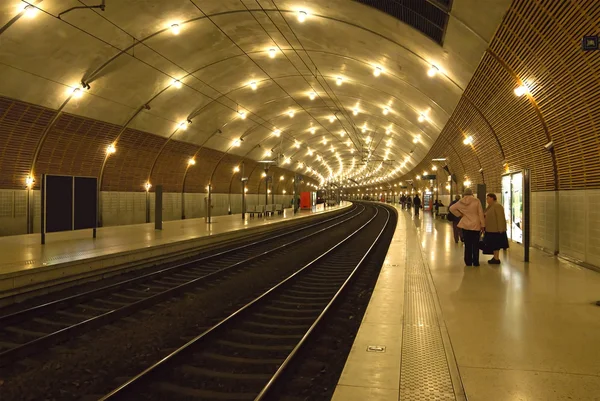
[398,0,599,192]
[0,97,55,189]
[35,114,119,184]
[0,97,314,194]
[151,140,199,193]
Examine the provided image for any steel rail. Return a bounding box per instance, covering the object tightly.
[0,204,361,365]
[97,203,388,400]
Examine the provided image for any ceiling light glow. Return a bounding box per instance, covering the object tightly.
[427,65,439,77]
[297,10,308,23]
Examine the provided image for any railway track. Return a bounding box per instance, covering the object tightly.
[98,202,393,401]
[0,204,363,366]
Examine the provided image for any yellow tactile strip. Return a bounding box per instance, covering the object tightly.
[399,236,456,400]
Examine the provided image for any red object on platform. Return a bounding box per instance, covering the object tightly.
[300,192,311,209]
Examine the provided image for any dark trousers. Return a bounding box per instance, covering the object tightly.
[452,220,463,243]
[414,206,420,216]
[463,229,480,266]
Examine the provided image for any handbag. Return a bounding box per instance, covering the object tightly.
[478,233,494,255]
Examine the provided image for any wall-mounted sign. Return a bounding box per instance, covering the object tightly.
[582,36,599,51]
[422,174,437,180]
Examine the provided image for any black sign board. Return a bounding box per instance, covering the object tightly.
[46,175,73,233]
[422,174,437,180]
[74,177,98,230]
[42,174,97,244]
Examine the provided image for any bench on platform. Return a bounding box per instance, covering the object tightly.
[247,205,265,218]
[437,206,449,219]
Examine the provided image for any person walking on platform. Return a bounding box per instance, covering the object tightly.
[448,195,464,243]
[400,194,406,209]
[413,194,422,217]
[406,196,412,210]
[449,188,485,266]
[484,193,509,264]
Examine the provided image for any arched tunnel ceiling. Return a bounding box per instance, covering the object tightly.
[0,0,511,187]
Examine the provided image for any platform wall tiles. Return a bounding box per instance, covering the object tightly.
[530,190,600,268]
[0,190,294,237]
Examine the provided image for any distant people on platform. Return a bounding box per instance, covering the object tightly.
[433,200,444,215]
[406,196,412,210]
[413,194,422,217]
[483,193,509,264]
[449,188,485,266]
[448,195,463,243]
[400,194,407,209]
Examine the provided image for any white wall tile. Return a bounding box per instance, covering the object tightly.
[559,191,586,261]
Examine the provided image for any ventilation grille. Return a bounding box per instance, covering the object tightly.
[353,0,452,45]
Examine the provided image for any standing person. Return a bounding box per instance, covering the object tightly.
[449,188,485,266]
[484,193,509,264]
[406,196,412,210]
[400,194,406,209]
[413,194,421,217]
[448,195,464,243]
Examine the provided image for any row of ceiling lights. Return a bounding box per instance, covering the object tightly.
[19,4,448,190]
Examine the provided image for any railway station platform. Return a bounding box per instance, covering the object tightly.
[0,203,351,304]
[333,204,600,401]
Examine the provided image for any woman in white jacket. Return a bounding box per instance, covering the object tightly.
[449,188,485,266]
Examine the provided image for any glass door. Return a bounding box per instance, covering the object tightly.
[511,173,523,243]
[502,175,512,240]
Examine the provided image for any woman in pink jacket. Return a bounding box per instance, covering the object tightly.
[449,188,485,266]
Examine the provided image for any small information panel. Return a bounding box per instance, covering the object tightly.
[582,36,599,51]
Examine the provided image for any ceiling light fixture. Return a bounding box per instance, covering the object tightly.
[383,107,390,115]
[250,81,257,90]
[329,115,335,123]
[309,92,316,100]
[106,143,116,155]
[427,65,439,77]
[170,24,181,35]
[463,136,474,145]
[188,158,196,166]
[374,66,382,77]
[268,48,277,58]
[232,138,242,147]
[418,113,426,123]
[288,110,295,118]
[514,84,529,97]
[172,79,183,89]
[22,4,38,18]
[233,166,240,173]
[336,77,343,86]
[273,129,281,137]
[310,127,316,134]
[297,10,308,23]
[238,110,247,119]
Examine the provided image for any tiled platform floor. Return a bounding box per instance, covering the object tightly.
[333,204,600,401]
[0,204,349,277]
